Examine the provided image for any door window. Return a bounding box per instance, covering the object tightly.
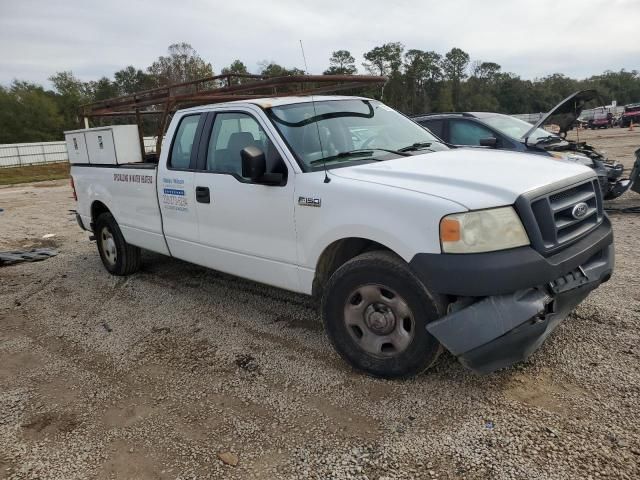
[449,119,495,146]
[169,114,202,169]
[418,119,445,139]
[206,112,283,179]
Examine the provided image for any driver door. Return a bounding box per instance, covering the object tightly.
[192,109,299,291]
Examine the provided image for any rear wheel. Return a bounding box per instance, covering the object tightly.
[322,251,446,378]
[95,212,141,275]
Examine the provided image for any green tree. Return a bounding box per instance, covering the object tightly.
[362,42,403,76]
[222,59,249,76]
[434,83,455,112]
[221,60,251,85]
[5,42,640,145]
[362,43,404,109]
[493,73,533,113]
[463,61,502,111]
[585,69,640,105]
[471,61,501,82]
[324,50,357,75]
[86,77,120,101]
[529,74,580,112]
[147,43,214,86]
[48,71,89,130]
[403,49,442,113]
[49,71,88,99]
[0,81,64,143]
[442,47,470,110]
[258,61,305,77]
[114,66,154,95]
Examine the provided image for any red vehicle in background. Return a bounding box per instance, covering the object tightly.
[620,103,640,128]
[589,110,613,129]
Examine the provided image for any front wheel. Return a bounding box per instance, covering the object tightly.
[322,251,446,378]
[95,212,141,275]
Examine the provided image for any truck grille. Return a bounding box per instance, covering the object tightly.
[596,175,608,197]
[518,179,603,255]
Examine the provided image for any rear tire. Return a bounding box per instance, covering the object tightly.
[95,212,141,275]
[321,251,446,378]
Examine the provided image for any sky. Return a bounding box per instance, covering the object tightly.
[1,0,639,88]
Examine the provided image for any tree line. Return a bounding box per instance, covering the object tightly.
[1,42,639,144]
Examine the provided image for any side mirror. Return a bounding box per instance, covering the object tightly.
[241,146,283,185]
[479,137,499,148]
[241,146,266,180]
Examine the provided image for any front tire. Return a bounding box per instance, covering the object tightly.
[322,251,446,378]
[95,212,141,275]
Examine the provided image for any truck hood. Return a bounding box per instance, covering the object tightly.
[329,149,594,210]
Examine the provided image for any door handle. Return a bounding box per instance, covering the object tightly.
[195,186,210,204]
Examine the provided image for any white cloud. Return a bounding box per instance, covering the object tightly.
[0,0,638,87]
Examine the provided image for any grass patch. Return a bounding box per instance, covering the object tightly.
[0,163,70,186]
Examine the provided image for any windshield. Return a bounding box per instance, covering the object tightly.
[266,99,447,171]
[481,114,559,144]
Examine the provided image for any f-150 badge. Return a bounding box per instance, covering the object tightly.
[298,196,321,207]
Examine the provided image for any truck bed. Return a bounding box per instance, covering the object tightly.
[71,164,169,255]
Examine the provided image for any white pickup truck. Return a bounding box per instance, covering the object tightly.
[70,96,614,377]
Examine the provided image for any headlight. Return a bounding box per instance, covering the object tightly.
[440,207,529,253]
[550,151,594,166]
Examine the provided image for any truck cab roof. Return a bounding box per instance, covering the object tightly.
[177,95,372,113]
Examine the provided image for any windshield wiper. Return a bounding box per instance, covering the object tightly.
[398,141,433,152]
[309,148,410,165]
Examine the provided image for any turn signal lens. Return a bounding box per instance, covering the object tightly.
[440,218,460,242]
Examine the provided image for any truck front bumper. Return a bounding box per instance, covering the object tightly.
[410,219,614,373]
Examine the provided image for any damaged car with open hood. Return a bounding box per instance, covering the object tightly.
[413,90,638,200]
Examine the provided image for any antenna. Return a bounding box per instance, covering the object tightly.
[299,40,330,183]
[299,40,309,75]
[575,100,580,144]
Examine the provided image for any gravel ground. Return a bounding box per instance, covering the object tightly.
[1,129,639,479]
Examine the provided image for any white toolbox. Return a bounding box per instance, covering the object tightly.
[65,125,142,165]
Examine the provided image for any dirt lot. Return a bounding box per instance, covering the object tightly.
[1,129,639,480]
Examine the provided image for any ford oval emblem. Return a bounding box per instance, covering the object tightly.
[572,202,589,219]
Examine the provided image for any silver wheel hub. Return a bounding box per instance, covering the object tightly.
[364,303,396,335]
[344,284,414,358]
[100,227,117,266]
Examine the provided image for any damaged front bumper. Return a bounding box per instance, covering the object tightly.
[411,219,614,374]
[428,244,613,373]
[604,148,640,198]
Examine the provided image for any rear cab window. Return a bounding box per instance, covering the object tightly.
[169,114,202,169]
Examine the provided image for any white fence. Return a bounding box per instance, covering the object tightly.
[0,138,158,168]
[0,141,67,168]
